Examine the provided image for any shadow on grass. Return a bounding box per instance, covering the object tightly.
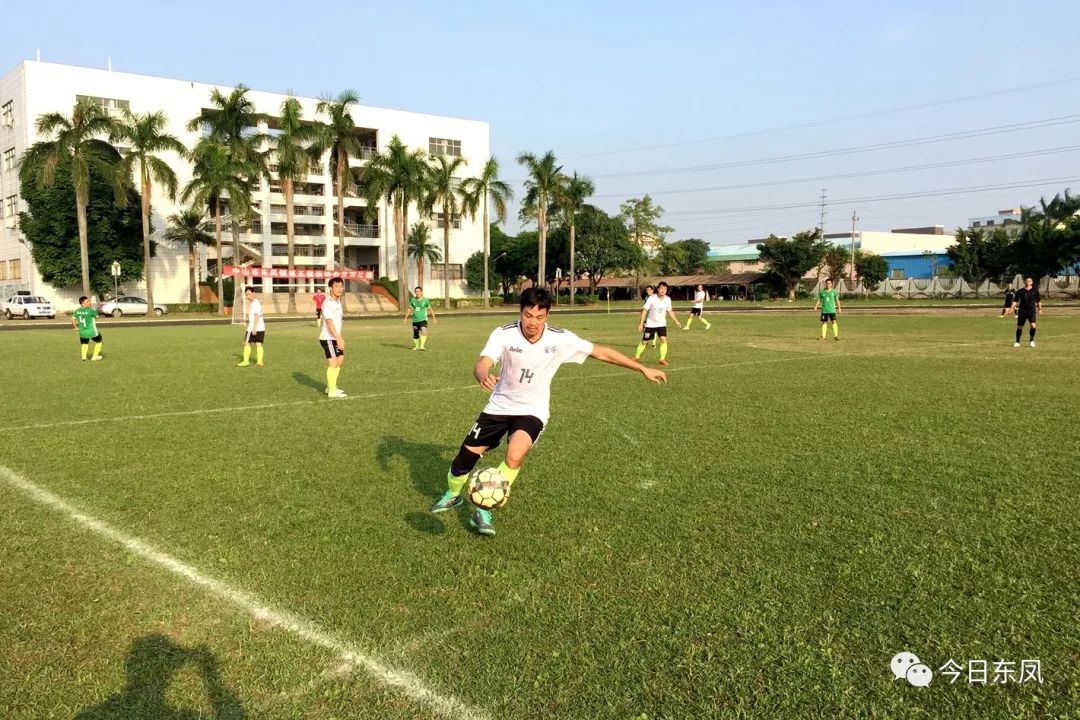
[75,633,244,719]
[377,435,467,534]
[291,371,324,393]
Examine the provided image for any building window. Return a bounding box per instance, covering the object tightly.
[75,95,131,117]
[9,259,21,280]
[2,147,14,171]
[0,261,6,280]
[1,101,13,128]
[430,263,464,280]
[428,137,462,157]
[432,212,462,229]
[986,220,995,226]
[4,195,16,217]
[890,269,906,280]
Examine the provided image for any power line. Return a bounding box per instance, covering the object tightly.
[565,75,1080,159]
[587,115,1080,180]
[592,145,1080,198]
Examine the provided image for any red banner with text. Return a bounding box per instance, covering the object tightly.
[223,266,374,281]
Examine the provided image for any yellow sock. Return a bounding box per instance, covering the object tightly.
[419,334,427,348]
[413,338,419,348]
[832,321,839,337]
[635,342,646,359]
[93,342,103,358]
[685,317,693,328]
[81,344,89,360]
[255,344,264,364]
[659,342,668,360]
[821,323,827,339]
[447,470,469,495]
[327,366,340,392]
[241,345,251,363]
[498,461,520,487]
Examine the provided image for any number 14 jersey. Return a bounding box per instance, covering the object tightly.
[479,321,594,424]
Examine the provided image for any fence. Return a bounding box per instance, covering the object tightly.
[806,275,1080,299]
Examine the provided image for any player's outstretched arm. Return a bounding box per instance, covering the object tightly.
[474,356,498,390]
[637,306,648,331]
[589,344,667,383]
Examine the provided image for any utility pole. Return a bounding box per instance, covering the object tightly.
[817,188,827,240]
[850,211,859,288]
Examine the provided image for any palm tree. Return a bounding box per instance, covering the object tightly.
[112,110,186,311]
[424,154,467,307]
[20,98,123,296]
[270,96,324,312]
[315,90,362,270]
[552,171,594,304]
[363,135,430,308]
[460,157,513,307]
[180,138,255,313]
[517,151,565,288]
[406,222,442,289]
[164,209,214,303]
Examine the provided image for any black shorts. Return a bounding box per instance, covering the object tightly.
[245,330,265,343]
[641,326,668,342]
[463,412,544,449]
[820,313,837,322]
[1016,312,1037,326]
[690,307,702,316]
[320,339,344,358]
[79,334,103,344]
[315,308,323,319]
[412,320,428,338]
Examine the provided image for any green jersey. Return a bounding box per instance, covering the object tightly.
[73,306,98,338]
[409,296,432,322]
[818,289,838,314]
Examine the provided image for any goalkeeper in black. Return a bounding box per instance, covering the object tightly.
[1011,277,1042,347]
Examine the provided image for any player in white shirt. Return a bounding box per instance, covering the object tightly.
[684,284,712,330]
[237,287,266,367]
[318,277,347,398]
[635,281,681,366]
[642,285,658,346]
[429,287,667,536]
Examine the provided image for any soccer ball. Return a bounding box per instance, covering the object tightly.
[468,467,509,509]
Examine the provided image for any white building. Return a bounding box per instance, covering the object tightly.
[0,60,490,309]
[968,208,1023,235]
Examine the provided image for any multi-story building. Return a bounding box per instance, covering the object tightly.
[968,208,1023,236]
[0,60,490,308]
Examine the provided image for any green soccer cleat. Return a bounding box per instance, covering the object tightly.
[470,508,495,536]
[429,490,463,513]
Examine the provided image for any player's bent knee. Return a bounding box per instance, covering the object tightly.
[452,446,484,476]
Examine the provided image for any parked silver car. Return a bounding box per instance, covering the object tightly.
[96,296,168,317]
[4,294,55,319]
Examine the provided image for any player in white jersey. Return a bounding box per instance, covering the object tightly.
[318,277,347,398]
[429,287,667,536]
[237,287,266,367]
[635,281,681,365]
[684,284,712,330]
[642,285,658,346]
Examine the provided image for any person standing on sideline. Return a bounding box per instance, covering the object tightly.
[642,285,658,346]
[320,277,347,397]
[72,296,104,361]
[237,287,265,367]
[635,281,680,365]
[428,288,666,536]
[1011,276,1042,347]
[1001,283,1015,317]
[312,287,326,327]
[684,284,712,330]
[814,278,842,341]
[403,286,437,350]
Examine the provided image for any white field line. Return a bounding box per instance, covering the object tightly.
[0,464,490,720]
[4,332,1075,434]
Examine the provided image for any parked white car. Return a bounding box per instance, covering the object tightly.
[96,296,168,317]
[4,294,55,319]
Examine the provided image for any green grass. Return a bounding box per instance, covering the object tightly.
[1,311,1078,719]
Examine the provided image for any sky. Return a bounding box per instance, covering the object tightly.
[5,0,1079,247]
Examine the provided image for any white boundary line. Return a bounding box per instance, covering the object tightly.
[0,464,490,720]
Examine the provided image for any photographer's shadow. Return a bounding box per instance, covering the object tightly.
[377,435,466,534]
[75,634,244,720]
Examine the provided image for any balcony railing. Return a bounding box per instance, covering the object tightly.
[335,220,380,238]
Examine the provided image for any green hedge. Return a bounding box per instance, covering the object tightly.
[164,303,216,314]
[373,277,399,302]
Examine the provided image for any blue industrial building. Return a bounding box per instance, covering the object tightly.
[880,250,952,280]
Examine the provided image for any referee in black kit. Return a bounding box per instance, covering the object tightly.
[1011,277,1042,347]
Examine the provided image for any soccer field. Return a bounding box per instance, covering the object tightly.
[1,310,1078,719]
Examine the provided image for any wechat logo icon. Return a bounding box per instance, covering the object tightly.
[891,651,933,687]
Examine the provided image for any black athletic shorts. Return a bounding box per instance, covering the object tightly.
[320,339,344,358]
[690,307,702,316]
[1016,311,1037,326]
[245,330,265,343]
[641,326,668,342]
[820,313,837,322]
[412,320,428,338]
[79,334,103,344]
[463,412,544,449]
[315,308,323,318]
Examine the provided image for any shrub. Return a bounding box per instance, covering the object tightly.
[373,277,400,302]
[164,303,216,314]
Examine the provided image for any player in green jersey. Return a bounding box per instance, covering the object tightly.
[813,278,841,340]
[72,296,104,361]
[403,286,438,350]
